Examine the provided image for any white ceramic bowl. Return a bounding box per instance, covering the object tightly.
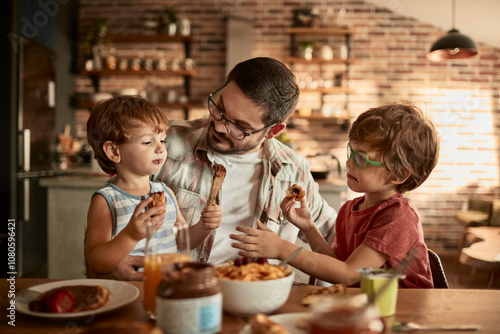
[218,271,294,316]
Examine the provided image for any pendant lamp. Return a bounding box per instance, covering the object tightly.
[427,0,479,62]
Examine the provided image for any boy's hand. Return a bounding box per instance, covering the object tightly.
[200,204,222,230]
[280,196,314,231]
[125,197,165,241]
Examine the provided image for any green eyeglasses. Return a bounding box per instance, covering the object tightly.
[347,143,384,169]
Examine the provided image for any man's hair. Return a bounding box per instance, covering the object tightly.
[349,103,439,193]
[225,57,299,126]
[86,95,169,175]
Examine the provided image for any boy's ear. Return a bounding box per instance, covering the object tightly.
[265,123,286,139]
[103,141,121,163]
[389,168,410,185]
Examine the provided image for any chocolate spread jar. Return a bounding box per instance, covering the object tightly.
[156,262,221,334]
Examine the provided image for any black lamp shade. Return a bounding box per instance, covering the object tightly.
[427,28,480,62]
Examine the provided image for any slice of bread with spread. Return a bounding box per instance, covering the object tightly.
[29,285,111,313]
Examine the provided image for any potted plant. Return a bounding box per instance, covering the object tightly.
[84,19,111,70]
[298,40,316,60]
[163,6,177,35]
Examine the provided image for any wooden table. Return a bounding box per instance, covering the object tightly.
[459,226,500,288]
[2,278,500,333]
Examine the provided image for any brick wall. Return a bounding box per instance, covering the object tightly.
[76,0,500,255]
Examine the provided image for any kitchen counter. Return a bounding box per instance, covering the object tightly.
[39,171,111,279]
[39,174,110,188]
[315,176,347,212]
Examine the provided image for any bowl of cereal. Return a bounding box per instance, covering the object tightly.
[215,257,294,316]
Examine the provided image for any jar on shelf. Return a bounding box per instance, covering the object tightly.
[179,18,191,36]
[340,43,348,60]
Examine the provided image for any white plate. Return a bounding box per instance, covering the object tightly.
[16,279,139,319]
[240,312,309,334]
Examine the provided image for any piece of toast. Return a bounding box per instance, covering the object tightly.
[249,313,289,334]
[30,285,111,313]
[148,191,166,215]
[68,285,111,312]
[301,284,347,306]
[209,164,226,206]
[75,322,163,334]
[285,184,306,201]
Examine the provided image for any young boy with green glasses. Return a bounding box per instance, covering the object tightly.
[230,103,439,288]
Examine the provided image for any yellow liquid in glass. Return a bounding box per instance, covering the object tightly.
[143,253,190,316]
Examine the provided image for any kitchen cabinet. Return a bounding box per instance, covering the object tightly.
[285,27,355,120]
[40,174,110,279]
[79,34,196,119]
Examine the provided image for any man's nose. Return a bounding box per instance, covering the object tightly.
[213,118,228,134]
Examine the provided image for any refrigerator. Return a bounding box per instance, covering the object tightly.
[15,37,57,277]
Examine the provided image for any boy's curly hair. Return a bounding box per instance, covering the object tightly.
[349,103,439,193]
[86,95,169,175]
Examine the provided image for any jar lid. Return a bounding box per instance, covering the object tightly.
[161,262,215,284]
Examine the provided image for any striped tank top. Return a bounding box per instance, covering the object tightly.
[94,181,178,256]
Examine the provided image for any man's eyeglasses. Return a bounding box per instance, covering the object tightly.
[347,142,384,169]
[207,87,275,140]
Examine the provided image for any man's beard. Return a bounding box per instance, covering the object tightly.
[207,122,263,155]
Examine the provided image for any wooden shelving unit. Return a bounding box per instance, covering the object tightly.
[285,27,355,121]
[79,34,195,119]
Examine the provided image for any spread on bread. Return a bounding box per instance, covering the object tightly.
[209,164,226,206]
[285,184,306,201]
[301,284,347,306]
[148,191,166,215]
[29,285,111,313]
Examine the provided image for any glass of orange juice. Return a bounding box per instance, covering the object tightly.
[143,221,190,319]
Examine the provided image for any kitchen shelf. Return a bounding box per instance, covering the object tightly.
[286,26,355,122]
[76,101,199,110]
[81,69,197,76]
[109,34,193,43]
[285,57,356,65]
[80,34,195,119]
[285,27,355,36]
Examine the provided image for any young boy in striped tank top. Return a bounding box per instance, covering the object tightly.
[85,96,222,277]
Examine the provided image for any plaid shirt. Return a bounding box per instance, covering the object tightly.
[155,118,337,262]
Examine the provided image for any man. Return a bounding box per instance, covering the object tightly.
[156,57,337,264]
[92,57,337,280]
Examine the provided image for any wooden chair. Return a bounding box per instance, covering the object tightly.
[428,249,449,289]
[455,197,493,262]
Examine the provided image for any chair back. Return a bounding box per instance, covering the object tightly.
[428,249,449,288]
[468,198,493,225]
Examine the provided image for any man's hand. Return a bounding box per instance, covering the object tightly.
[230,221,288,260]
[86,255,144,281]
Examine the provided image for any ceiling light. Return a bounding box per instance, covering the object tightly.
[427,0,479,62]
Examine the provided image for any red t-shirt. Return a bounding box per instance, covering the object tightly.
[332,193,433,288]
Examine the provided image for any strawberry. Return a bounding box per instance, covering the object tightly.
[43,288,75,313]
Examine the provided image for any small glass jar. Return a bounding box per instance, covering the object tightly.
[156,262,222,334]
[309,294,383,334]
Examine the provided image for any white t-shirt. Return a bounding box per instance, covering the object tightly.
[207,149,263,264]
